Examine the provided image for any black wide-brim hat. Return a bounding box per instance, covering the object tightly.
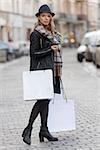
[35,4,55,17]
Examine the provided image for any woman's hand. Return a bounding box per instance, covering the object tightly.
[51,45,59,51]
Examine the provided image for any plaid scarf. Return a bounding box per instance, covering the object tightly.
[35,25,63,77]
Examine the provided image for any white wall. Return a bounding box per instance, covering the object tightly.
[0,0,23,13]
[0,0,12,12]
[23,0,34,16]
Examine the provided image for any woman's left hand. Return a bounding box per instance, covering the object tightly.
[51,45,59,51]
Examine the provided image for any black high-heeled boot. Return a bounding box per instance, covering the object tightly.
[39,126,58,142]
[22,126,33,145]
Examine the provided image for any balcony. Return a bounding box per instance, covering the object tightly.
[77,14,87,20]
[56,13,77,23]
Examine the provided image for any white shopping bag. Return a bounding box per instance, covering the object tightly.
[23,69,54,100]
[48,93,76,132]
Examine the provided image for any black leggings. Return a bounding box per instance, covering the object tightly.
[28,100,50,128]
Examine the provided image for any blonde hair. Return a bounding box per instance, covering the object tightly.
[34,14,56,35]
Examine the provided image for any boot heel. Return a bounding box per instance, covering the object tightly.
[39,126,58,142]
[39,133,44,142]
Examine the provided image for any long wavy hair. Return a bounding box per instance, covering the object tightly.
[34,14,56,36]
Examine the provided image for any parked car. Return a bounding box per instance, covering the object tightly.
[93,40,100,68]
[95,46,100,68]
[12,41,30,56]
[77,30,100,63]
[0,41,15,62]
[9,42,22,58]
[85,45,93,62]
[90,31,100,68]
[0,42,7,62]
[18,41,30,56]
[77,32,91,62]
[77,45,86,62]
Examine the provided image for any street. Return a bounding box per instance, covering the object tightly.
[0,48,100,150]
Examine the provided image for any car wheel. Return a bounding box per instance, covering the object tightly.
[77,53,83,62]
[96,64,100,68]
[93,59,96,64]
[7,54,13,61]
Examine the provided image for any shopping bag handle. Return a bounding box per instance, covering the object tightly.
[60,77,67,102]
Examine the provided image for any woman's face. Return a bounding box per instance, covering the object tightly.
[39,13,51,26]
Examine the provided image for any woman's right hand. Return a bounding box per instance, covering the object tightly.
[51,45,59,51]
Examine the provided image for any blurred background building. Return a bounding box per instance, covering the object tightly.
[0,0,36,41]
[0,0,100,44]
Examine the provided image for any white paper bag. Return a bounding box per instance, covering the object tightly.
[23,69,54,100]
[48,93,76,132]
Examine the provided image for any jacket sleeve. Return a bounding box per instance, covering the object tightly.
[30,31,52,58]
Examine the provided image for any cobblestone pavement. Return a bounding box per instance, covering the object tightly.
[0,48,100,150]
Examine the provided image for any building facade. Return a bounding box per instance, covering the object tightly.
[0,0,35,41]
[98,1,100,29]
[0,0,100,42]
[52,0,100,44]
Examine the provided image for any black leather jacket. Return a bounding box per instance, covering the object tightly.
[30,30,54,71]
[30,30,61,94]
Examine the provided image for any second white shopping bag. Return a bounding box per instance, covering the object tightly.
[48,93,76,132]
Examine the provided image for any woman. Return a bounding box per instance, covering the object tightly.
[22,4,62,145]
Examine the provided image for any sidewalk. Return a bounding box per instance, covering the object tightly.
[0,49,100,150]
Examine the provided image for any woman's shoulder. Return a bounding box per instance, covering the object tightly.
[30,30,40,38]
